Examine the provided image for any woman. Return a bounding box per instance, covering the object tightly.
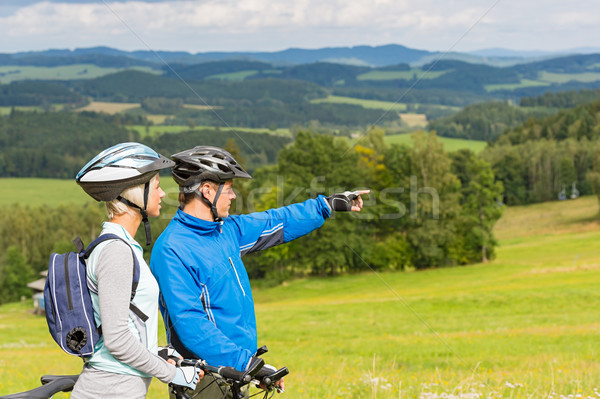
[71,142,201,399]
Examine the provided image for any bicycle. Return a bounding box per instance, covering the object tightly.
[0,346,288,399]
[0,374,78,399]
[168,345,288,399]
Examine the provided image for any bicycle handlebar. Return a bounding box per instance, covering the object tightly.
[166,345,288,398]
[175,356,265,385]
[254,366,289,387]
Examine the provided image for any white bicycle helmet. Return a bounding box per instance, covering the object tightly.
[76,142,175,244]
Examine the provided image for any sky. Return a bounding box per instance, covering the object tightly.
[0,0,598,54]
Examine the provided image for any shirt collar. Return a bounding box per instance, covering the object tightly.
[101,221,143,252]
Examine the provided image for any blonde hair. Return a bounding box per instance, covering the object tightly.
[106,174,158,219]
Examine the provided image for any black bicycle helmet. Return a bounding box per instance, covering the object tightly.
[76,142,175,245]
[171,146,251,187]
[171,146,251,222]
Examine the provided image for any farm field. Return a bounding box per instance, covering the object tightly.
[2,196,600,397]
[75,101,140,114]
[399,113,427,127]
[127,124,291,138]
[485,78,549,92]
[311,95,409,111]
[0,177,180,207]
[384,133,488,153]
[0,106,44,115]
[485,71,600,92]
[356,69,448,81]
[0,65,158,84]
[539,71,600,84]
[205,70,259,81]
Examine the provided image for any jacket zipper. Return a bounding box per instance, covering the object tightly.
[64,255,73,310]
[229,257,246,297]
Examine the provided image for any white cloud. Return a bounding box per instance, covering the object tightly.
[0,0,598,53]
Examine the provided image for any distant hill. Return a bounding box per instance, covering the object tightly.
[2,44,600,71]
[5,44,589,69]
[0,52,158,69]
[2,44,432,68]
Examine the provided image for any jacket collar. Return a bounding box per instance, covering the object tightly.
[174,208,223,234]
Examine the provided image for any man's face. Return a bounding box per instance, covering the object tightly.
[215,181,236,219]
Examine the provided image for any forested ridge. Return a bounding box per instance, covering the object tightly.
[483,100,600,205]
[0,111,292,177]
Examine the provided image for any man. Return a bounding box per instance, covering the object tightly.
[150,146,367,397]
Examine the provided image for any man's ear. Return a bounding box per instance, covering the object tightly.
[200,182,213,199]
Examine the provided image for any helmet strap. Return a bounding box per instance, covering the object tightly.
[116,181,152,246]
[197,182,224,222]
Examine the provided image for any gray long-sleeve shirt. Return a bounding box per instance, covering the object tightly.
[92,240,176,382]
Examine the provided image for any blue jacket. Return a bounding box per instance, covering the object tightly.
[150,196,331,370]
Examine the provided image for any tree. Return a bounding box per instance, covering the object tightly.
[243,131,372,277]
[451,150,504,262]
[404,132,462,267]
[0,246,34,304]
[586,141,600,212]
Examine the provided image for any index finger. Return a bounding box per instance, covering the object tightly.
[354,189,370,195]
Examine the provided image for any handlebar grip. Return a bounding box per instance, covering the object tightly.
[255,366,289,386]
[218,367,250,383]
[177,359,197,367]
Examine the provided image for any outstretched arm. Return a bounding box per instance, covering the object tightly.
[231,196,332,256]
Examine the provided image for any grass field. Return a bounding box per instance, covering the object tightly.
[0,178,93,207]
[311,95,408,111]
[539,71,600,84]
[127,124,291,139]
[2,196,600,397]
[485,79,549,92]
[399,113,427,127]
[356,69,448,81]
[485,70,600,92]
[0,65,158,84]
[206,70,259,81]
[75,101,141,114]
[384,133,488,153]
[0,106,45,115]
[0,177,181,207]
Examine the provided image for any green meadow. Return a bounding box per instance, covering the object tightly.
[2,194,600,397]
[127,124,292,139]
[0,177,181,207]
[356,69,448,81]
[485,79,550,92]
[0,106,41,115]
[0,65,158,84]
[485,71,600,92]
[206,70,260,81]
[311,95,408,111]
[384,133,488,153]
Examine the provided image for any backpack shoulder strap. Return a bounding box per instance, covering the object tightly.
[83,234,148,323]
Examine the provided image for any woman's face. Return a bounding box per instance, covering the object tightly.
[146,175,166,218]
